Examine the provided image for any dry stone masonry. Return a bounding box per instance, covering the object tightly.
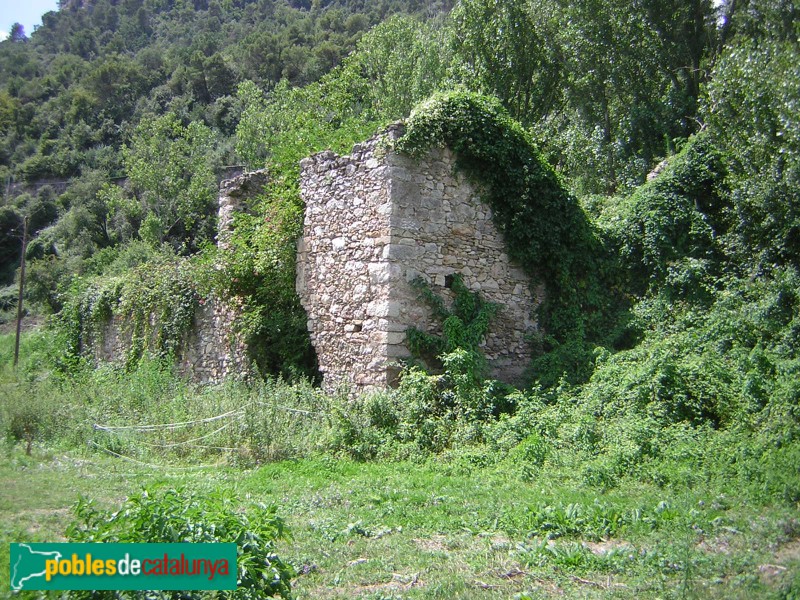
[217,169,268,250]
[89,129,542,393]
[297,125,542,394]
[92,298,247,382]
[89,171,266,382]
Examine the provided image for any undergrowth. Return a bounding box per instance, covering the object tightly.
[66,488,293,599]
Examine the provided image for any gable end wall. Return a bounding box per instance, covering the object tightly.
[297,127,541,394]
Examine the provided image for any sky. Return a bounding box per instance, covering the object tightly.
[0,0,60,40]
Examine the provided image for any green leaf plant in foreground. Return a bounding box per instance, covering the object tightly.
[66,487,293,599]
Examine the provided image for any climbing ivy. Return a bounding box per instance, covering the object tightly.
[55,277,124,369]
[396,91,625,384]
[404,275,513,421]
[117,260,200,364]
[406,274,498,370]
[56,256,201,368]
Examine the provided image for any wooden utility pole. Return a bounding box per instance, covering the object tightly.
[13,216,28,368]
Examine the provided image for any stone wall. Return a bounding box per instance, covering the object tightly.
[93,297,248,381]
[88,170,266,383]
[297,126,542,394]
[217,169,267,250]
[88,128,542,393]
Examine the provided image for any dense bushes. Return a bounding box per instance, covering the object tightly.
[596,133,729,299]
[67,488,294,599]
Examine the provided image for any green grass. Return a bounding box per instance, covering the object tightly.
[0,446,797,599]
[1,329,798,599]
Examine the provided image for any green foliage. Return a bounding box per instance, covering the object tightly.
[236,377,335,463]
[329,359,518,460]
[704,37,800,271]
[353,14,450,120]
[235,72,381,171]
[4,16,800,597]
[397,93,574,282]
[597,132,729,298]
[556,0,716,194]
[55,250,201,368]
[122,113,219,250]
[234,80,272,169]
[506,499,684,542]
[406,274,497,369]
[1,336,332,466]
[66,488,294,599]
[117,261,199,363]
[0,0,434,296]
[0,206,23,285]
[449,0,562,123]
[25,254,87,314]
[397,91,623,383]
[0,383,69,455]
[218,173,317,380]
[508,264,800,494]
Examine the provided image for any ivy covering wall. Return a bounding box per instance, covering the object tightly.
[397,91,627,383]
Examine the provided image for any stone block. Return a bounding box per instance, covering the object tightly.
[383,244,421,260]
[387,332,406,344]
[368,262,391,284]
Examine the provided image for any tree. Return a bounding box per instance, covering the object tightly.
[235,80,271,168]
[9,23,27,43]
[85,55,148,122]
[0,207,24,284]
[0,90,17,135]
[122,113,219,249]
[704,37,800,270]
[718,0,800,44]
[449,0,561,124]
[353,15,449,120]
[529,0,717,194]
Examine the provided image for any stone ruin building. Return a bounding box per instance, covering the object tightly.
[90,126,542,394]
[296,125,541,393]
[90,171,267,382]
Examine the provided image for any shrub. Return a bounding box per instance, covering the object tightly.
[0,376,76,454]
[66,487,294,599]
[596,132,728,299]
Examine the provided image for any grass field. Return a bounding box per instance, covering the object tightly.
[1,330,798,599]
[1,445,798,599]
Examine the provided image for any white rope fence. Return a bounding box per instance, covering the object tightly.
[89,399,333,465]
[89,440,228,470]
[92,409,244,433]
